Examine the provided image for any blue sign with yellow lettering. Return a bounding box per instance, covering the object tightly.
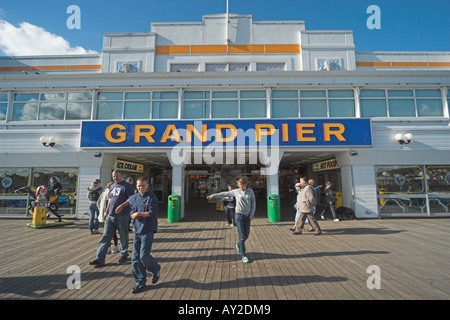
[80,119,372,148]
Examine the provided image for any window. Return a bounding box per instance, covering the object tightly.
[206,63,249,72]
[360,88,444,118]
[206,64,227,72]
[12,92,92,121]
[184,91,210,119]
[0,93,7,121]
[272,90,298,118]
[170,64,199,72]
[239,90,266,118]
[415,89,443,117]
[212,91,238,118]
[183,90,266,119]
[256,63,285,71]
[0,167,78,216]
[360,90,387,117]
[96,91,179,120]
[376,165,450,216]
[152,91,178,119]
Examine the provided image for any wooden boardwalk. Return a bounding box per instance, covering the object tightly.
[1,207,449,301]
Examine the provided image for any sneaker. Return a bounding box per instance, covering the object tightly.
[333,218,340,222]
[235,243,240,254]
[118,255,128,263]
[112,246,119,254]
[242,256,249,263]
[320,215,325,220]
[131,284,146,294]
[314,231,322,236]
[88,259,104,267]
[107,247,112,254]
[152,269,160,284]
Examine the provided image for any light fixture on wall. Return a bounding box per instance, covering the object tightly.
[40,136,57,147]
[394,133,414,145]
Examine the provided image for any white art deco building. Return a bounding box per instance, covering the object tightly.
[1,12,449,220]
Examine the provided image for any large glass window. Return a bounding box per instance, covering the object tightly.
[272,90,298,118]
[360,90,387,117]
[12,92,92,121]
[239,90,266,118]
[184,91,210,119]
[97,91,178,120]
[152,91,178,119]
[376,165,450,216]
[0,167,78,216]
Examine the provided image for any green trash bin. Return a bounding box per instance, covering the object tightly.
[267,194,281,222]
[168,195,181,222]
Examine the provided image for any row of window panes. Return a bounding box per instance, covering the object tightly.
[360,89,444,117]
[171,63,285,72]
[97,91,178,119]
[375,165,450,215]
[10,92,92,121]
[0,167,78,216]
[2,89,449,121]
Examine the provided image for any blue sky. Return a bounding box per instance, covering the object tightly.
[1,0,449,56]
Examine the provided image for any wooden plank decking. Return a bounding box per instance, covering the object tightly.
[1,209,449,301]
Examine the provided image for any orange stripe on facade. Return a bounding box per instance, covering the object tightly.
[229,45,265,54]
[191,45,228,54]
[265,44,300,54]
[155,44,301,55]
[356,61,391,67]
[155,45,190,55]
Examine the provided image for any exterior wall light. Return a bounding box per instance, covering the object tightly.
[395,133,414,145]
[40,136,57,147]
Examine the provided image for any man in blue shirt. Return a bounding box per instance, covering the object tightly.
[128,176,161,294]
[89,170,134,267]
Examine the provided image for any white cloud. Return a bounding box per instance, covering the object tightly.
[0,19,97,56]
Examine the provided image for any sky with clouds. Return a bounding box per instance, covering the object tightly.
[0,0,449,56]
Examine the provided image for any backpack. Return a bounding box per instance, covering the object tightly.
[87,188,100,202]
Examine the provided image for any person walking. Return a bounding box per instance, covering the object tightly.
[321,181,339,222]
[293,177,322,236]
[89,170,135,267]
[87,179,102,234]
[97,182,120,253]
[223,184,236,227]
[128,176,161,294]
[207,177,256,263]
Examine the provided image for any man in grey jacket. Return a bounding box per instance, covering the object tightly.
[293,177,322,235]
[207,177,255,263]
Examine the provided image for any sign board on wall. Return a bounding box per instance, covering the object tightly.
[313,158,340,172]
[81,119,372,148]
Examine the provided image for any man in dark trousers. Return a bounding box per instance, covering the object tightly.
[128,176,161,294]
[89,170,134,267]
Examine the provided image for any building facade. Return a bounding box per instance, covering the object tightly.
[1,13,449,219]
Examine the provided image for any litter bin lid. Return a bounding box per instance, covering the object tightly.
[169,195,180,201]
[268,194,279,200]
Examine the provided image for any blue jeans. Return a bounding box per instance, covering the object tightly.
[96,213,130,263]
[235,213,250,257]
[132,232,160,286]
[89,203,99,233]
